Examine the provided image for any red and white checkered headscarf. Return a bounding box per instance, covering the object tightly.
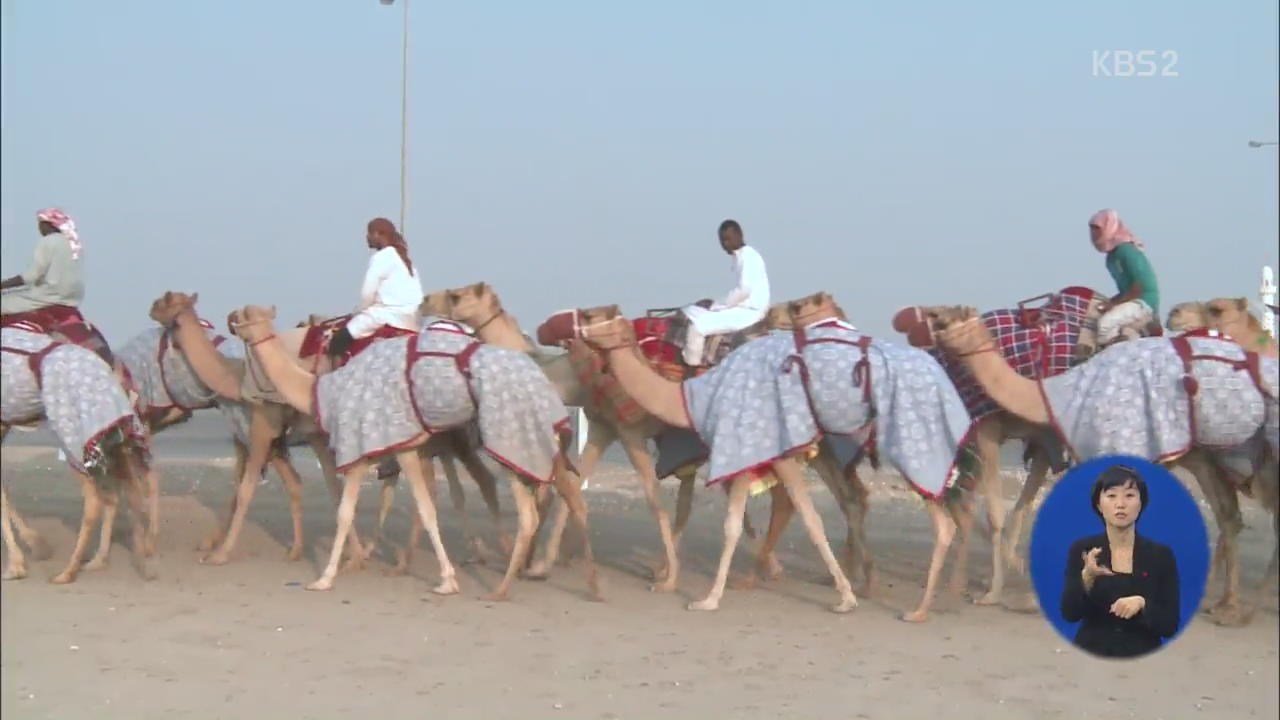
[37,207,81,259]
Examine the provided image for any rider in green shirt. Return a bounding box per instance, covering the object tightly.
[1090,209,1159,344]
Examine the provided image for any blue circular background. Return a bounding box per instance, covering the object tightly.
[1029,454,1210,653]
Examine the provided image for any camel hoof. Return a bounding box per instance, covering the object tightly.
[523,561,551,580]
[28,537,54,561]
[305,577,334,591]
[1209,603,1249,627]
[196,536,220,553]
[199,552,230,566]
[383,564,410,577]
[2,565,28,581]
[136,557,159,581]
[84,557,109,572]
[432,578,460,596]
[687,598,720,611]
[340,555,366,573]
[49,571,77,585]
[901,610,930,623]
[830,596,858,614]
[728,573,759,591]
[762,558,784,582]
[143,535,158,558]
[480,590,509,602]
[286,546,304,562]
[649,577,677,593]
[975,591,1002,607]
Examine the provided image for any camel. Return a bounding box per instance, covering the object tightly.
[148,291,504,571]
[1,326,156,584]
[438,283,878,598]
[930,306,1280,626]
[1167,297,1279,358]
[568,295,978,615]
[226,303,601,601]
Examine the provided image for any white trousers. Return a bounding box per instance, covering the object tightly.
[682,304,766,365]
[1097,299,1154,344]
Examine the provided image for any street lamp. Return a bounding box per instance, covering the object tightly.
[1247,140,1278,148]
[380,0,410,234]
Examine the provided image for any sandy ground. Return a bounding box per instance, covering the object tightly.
[1,444,1277,720]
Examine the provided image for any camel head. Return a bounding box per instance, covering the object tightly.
[419,289,452,319]
[1165,301,1207,332]
[891,304,964,348]
[149,291,199,327]
[1204,297,1262,333]
[929,306,992,356]
[228,305,278,344]
[576,305,635,351]
[788,291,842,328]
[445,282,503,328]
[764,302,794,331]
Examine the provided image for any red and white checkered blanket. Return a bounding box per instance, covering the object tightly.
[929,287,1102,419]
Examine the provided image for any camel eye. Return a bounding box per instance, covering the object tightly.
[1209,307,1221,316]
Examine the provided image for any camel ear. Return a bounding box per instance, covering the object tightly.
[471,281,485,294]
[191,292,199,305]
[604,305,621,320]
[1237,297,1248,310]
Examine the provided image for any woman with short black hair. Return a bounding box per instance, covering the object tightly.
[1061,464,1181,658]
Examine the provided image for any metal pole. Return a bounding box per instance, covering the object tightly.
[399,0,409,234]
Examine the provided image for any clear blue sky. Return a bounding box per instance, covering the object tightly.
[3,0,1277,343]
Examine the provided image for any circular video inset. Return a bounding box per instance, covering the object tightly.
[1029,455,1210,660]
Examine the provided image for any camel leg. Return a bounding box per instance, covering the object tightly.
[903,498,958,623]
[50,473,104,584]
[533,429,610,573]
[386,509,423,577]
[1182,453,1244,621]
[688,475,751,611]
[1209,483,1247,626]
[270,455,307,561]
[671,467,697,544]
[1,485,28,580]
[306,461,368,592]
[143,467,160,557]
[774,458,857,612]
[974,428,1008,606]
[730,482,792,591]
[5,491,52,562]
[844,467,878,595]
[944,491,975,600]
[202,414,275,565]
[121,472,158,580]
[483,475,537,602]
[198,439,247,552]
[616,433,681,592]
[458,446,510,561]
[83,486,119,572]
[552,456,602,600]
[312,436,370,563]
[1003,449,1051,578]
[399,449,459,595]
[525,488,570,578]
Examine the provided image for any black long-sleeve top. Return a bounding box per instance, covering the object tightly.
[1061,533,1180,659]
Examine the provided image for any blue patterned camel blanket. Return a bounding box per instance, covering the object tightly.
[313,322,569,482]
[1,327,151,476]
[1040,336,1278,461]
[679,322,976,497]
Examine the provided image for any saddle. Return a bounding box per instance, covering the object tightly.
[296,314,417,371]
[636,303,758,379]
[1,304,118,368]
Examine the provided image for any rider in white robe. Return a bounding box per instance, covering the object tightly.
[682,220,770,366]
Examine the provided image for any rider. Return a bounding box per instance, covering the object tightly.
[1,208,85,318]
[1090,208,1159,345]
[327,217,424,358]
[682,219,771,366]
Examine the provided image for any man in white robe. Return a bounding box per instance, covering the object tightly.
[682,219,771,366]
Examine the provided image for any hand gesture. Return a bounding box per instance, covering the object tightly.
[1110,595,1146,619]
[1081,547,1114,587]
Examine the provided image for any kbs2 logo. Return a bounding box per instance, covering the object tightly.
[1092,50,1179,77]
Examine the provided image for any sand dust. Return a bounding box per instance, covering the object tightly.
[2,451,1276,719]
